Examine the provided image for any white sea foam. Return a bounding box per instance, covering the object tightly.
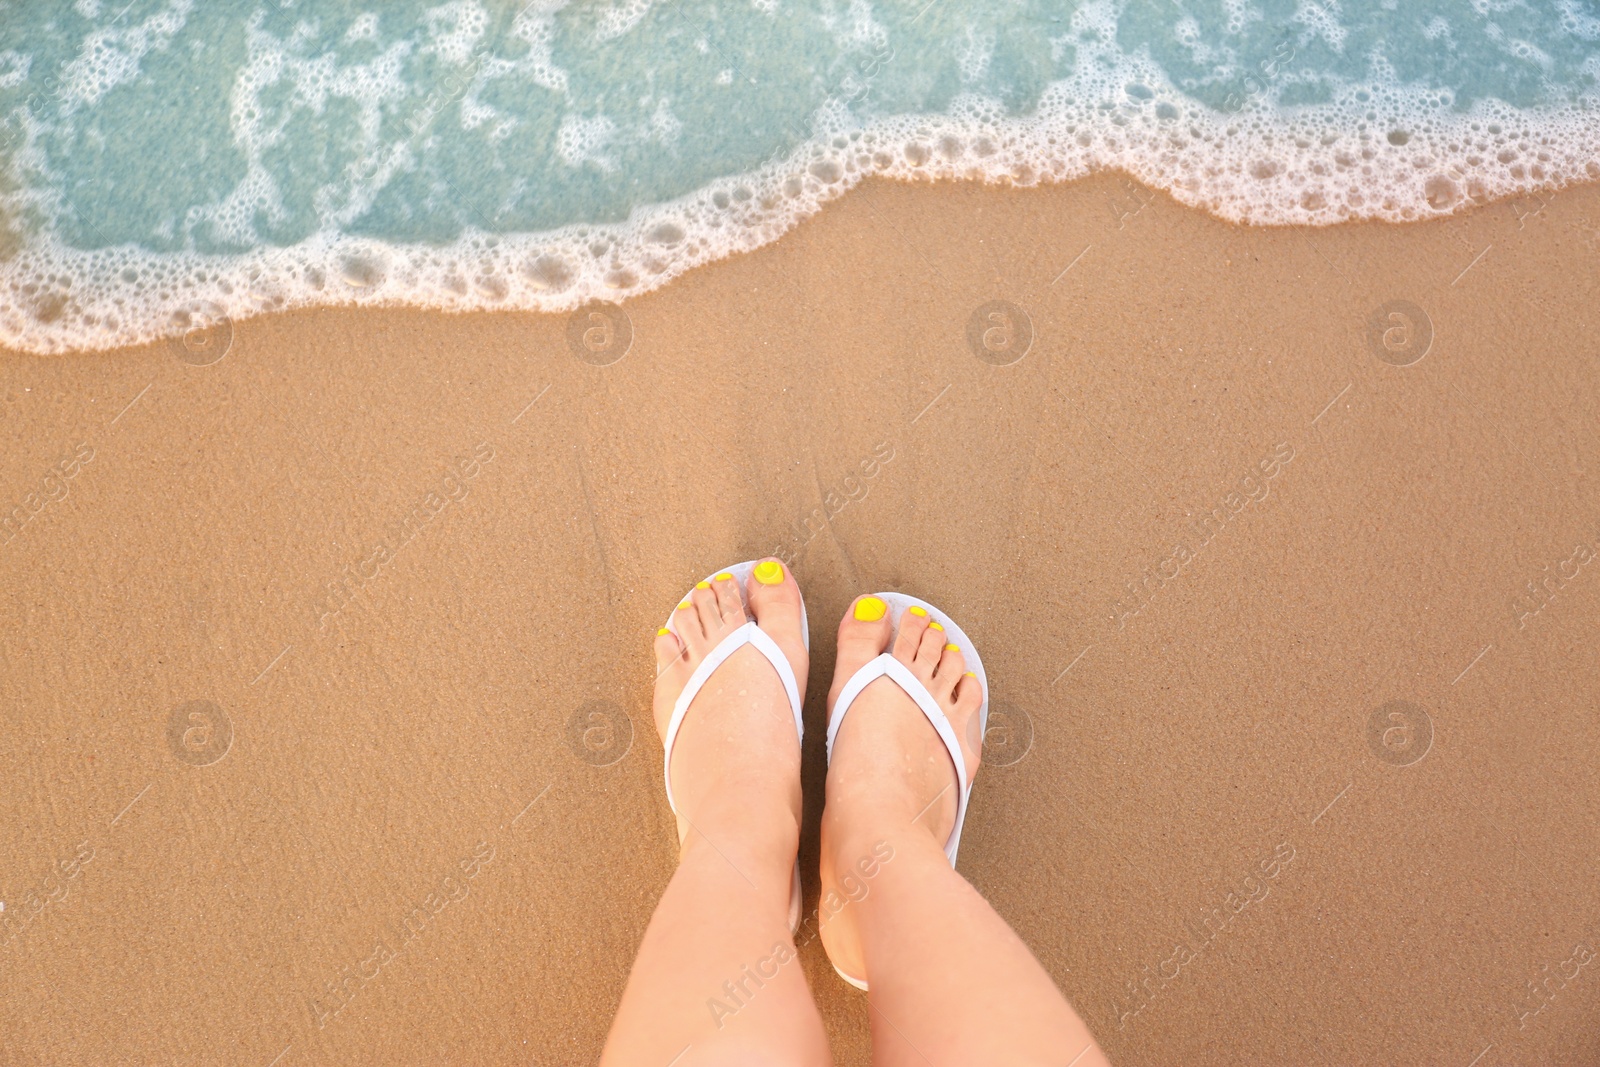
[2,40,1598,354]
[595,0,665,44]
[0,52,32,91]
[59,0,192,110]
[422,1,489,66]
[345,13,381,44]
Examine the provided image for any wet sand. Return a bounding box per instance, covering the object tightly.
[3,173,1599,1065]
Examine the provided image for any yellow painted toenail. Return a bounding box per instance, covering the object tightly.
[964,670,976,677]
[854,596,887,622]
[945,644,960,652]
[928,621,944,631]
[908,606,928,617]
[678,601,691,610]
[696,581,711,590]
[753,560,783,585]
[714,572,733,581]
[657,627,671,636]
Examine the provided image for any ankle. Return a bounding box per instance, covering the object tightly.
[824,795,948,876]
[680,789,801,875]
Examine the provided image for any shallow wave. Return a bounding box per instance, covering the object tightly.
[2,2,1598,354]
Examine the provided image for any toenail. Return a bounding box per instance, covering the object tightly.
[963,670,976,677]
[714,572,733,581]
[753,560,783,585]
[945,644,960,652]
[678,601,691,610]
[657,627,671,636]
[854,596,887,622]
[696,581,711,590]
[927,621,944,631]
[908,606,928,617]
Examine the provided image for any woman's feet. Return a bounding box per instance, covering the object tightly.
[651,560,809,918]
[818,594,985,985]
[617,570,1102,1067]
[623,572,1101,1066]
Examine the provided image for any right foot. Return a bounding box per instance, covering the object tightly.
[818,594,985,984]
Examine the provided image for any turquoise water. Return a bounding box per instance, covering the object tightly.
[1,0,1597,353]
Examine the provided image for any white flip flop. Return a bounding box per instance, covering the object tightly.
[823,591,988,989]
[660,559,808,933]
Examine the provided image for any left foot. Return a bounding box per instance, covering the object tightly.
[817,595,985,984]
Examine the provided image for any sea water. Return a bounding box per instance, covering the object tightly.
[0,0,1596,353]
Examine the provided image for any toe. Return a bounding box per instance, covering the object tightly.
[892,605,930,664]
[932,642,966,698]
[914,620,947,673]
[672,597,703,646]
[830,594,892,707]
[711,570,746,625]
[688,581,721,646]
[654,627,684,672]
[746,559,808,683]
[953,671,985,770]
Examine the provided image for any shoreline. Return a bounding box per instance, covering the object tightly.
[5,133,1600,358]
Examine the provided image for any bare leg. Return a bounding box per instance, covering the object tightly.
[602,562,831,1067]
[819,597,1109,1067]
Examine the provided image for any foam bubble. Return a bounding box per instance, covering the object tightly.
[345,14,381,44]
[595,0,663,43]
[60,0,192,110]
[556,113,619,172]
[0,51,31,90]
[422,1,489,66]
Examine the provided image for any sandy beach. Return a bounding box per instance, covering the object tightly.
[3,172,1599,1064]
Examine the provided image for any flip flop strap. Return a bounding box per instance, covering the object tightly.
[826,652,971,866]
[663,621,804,813]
